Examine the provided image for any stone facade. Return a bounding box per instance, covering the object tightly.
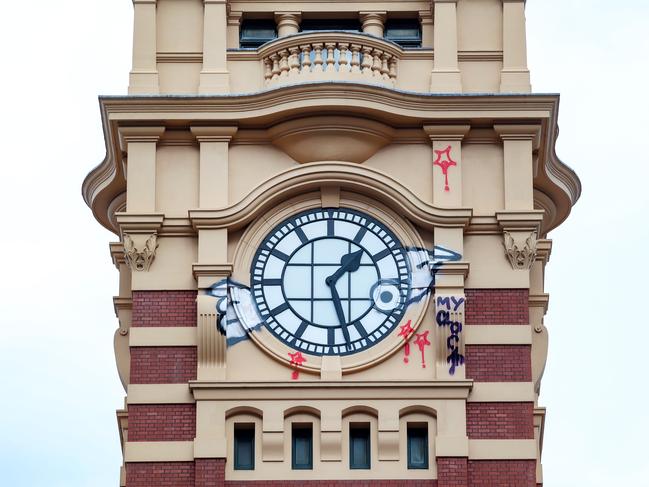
[83,0,580,485]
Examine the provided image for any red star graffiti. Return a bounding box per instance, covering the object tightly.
[288,351,306,380]
[398,320,414,363]
[433,145,457,192]
[413,331,431,368]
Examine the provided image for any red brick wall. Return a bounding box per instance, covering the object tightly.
[133,291,197,327]
[468,460,536,487]
[437,457,467,487]
[129,404,196,441]
[466,403,534,439]
[130,346,197,384]
[196,459,225,487]
[225,482,437,486]
[126,462,195,487]
[465,289,528,325]
[465,345,532,382]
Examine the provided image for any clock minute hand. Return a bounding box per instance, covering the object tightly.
[329,284,351,344]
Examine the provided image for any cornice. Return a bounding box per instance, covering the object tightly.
[188,162,473,231]
[82,86,580,235]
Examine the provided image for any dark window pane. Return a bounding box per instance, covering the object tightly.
[234,425,255,470]
[240,19,277,48]
[292,424,313,470]
[301,19,361,32]
[385,19,422,48]
[407,424,429,469]
[349,424,371,469]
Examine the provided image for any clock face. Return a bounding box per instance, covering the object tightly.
[251,208,411,356]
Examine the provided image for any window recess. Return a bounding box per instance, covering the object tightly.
[349,423,371,469]
[292,424,313,470]
[407,423,429,469]
[239,19,277,48]
[233,424,255,470]
[385,19,422,48]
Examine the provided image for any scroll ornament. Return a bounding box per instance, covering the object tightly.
[123,233,158,272]
[503,231,538,270]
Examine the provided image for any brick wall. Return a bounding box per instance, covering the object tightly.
[437,457,467,487]
[132,291,197,327]
[130,346,197,384]
[196,459,225,487]
[465,345,532,382]
[465,289,528,325]
[468,460,536,487]
[467,402,534,439]
[129,404,196,441]
[126,462,195,487]
[225,482,437,486]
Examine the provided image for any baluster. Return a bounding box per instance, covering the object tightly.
[338,43,350,73]
[288,47,301,75]
[263,58,273,84]
[388,58,398,83]
[350,44,361,73]
[372,49,383,78]
[270,53,280,80]
[300,44,312,73]
[325,43,336,73]
[312,43,324,72]
[279,50,290,77]
[361,46,374,76]
[380,53,390,80]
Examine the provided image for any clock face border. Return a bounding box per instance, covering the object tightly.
[231,191,430,374]
[250,207,412,357]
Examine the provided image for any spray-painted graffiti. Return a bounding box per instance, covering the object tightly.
[288,351,306,380]
[433,145,457,192]
[436,295,465,375]
[398,320,414,363]
[413,331,431,368]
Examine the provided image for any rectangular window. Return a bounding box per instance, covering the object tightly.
[349,423,371,469]
[292,424,313,470]
[240,19,277,48]
[385,19,422,48]
[301,19,361,33]
[407,424,429,469]
[233,424,255,470]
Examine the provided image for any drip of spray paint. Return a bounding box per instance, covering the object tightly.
[433,145,457,192]
[414,331,431,368]
[398,320,414,363]
[288,351,306,380]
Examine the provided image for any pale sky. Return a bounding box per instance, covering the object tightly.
[0,1,647,486]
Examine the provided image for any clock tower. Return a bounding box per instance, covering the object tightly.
[83,1,580,486]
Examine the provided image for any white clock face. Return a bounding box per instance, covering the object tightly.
[251,208,411,356]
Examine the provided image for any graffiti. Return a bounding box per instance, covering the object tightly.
[413,331,431,368]
[288,351,306,380]
[398,320,415,363]
[207,278,265,346]
[433,145,457,192]
[404,245,462,305]
[436,296,465,375]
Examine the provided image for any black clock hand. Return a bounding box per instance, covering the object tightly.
[329,284,351,344]
[325,250,363,287]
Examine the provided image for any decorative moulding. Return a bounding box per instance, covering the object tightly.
[268,116,394,164]
[123,233,158,272]
[503,231,538,270]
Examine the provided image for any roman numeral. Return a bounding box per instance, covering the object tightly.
[353,227,367,244]
[372,248,391,261]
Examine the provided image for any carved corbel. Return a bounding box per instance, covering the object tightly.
[123,233,158,271]
[503,231,538,270]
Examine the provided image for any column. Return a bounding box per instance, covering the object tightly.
[430,0,462,93]
[199,0,230,94]
[494,125,539,211]
[275,12,301,37]
[129,0,159,94]
[360,12,386,37]
[500,0,531,93]
[119,126,165,213]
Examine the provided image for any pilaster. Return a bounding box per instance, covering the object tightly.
[199,0,230,94]
[419,10,434,48]
[129,0,159,94]
[431,0,462,93]
[227,11,243,49]
[500,0,532,93]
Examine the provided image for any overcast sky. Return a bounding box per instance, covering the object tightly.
[0,1,647,486]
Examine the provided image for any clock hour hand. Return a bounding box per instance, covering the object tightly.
[325,250,363,287]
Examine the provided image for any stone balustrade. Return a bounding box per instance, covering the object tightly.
[259,31,401,89]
